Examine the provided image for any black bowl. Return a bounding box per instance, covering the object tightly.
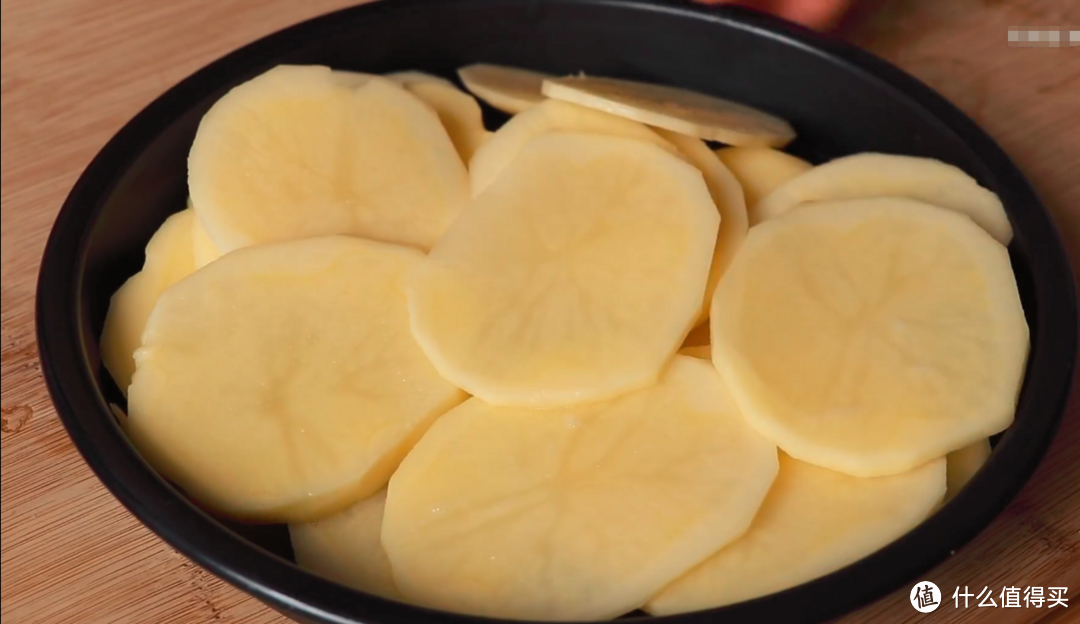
[36,1,1077,623]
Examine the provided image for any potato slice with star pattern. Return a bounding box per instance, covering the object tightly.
[711,197,1027,477]
[127,235,467,522]
[410,133,719,408]
[383,357,778,621]
[188,65,468,253]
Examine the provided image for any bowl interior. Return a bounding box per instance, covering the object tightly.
[40,1,1076,623]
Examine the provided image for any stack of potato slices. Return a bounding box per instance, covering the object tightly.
[102,62,1027,620]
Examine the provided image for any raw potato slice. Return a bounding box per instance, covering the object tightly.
[711,198,1028,477]
[330,70,374,88]
[678,345,711,360]
[946,439,991,500]
[457,63,551,114]
[410,133,719,407]
[750,153,1013,243]
[191,210,222,269]
[393,74,489,163]
[657,130,748,324]
[100,209,197,394]
[542,75,795,147]
[468,98,682,196]
[386,70,456,88]
[290,488,398,599]
[647,454,945,614]
[716,147,812,209]
[383,357,779,621]
[127,236,467,522]
[188,65,468,253]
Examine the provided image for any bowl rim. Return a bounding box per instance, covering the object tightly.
[35,0,1078,623]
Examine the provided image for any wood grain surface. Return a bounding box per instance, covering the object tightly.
[2,1,1077,623]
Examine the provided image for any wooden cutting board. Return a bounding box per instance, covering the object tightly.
[2,0,1077,623]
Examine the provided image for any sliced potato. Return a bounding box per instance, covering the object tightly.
[100,209,197,394]
[457,63,551,114]
[711,198,1028,477]
[388,72,489,163]
[468,99,682,196]
[946,439,992,500]
[383,357,778,621]
[188,65,468,253]
[290,488,398,599]
[191,210,222,269]
[716,146,812,209]
[750,153,1012,243]
[386,70,456,88]
[647,453,945,614]
[542,75,795,147]
[657,130,748,325]
[410,133,719,407]
[127,236,467,522]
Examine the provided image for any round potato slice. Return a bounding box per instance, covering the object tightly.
[647,453,945,614]
[127,236,467,522]
[457,63,551,114]
[750,153,1012,243]
[542,75,795,147]
[716,146,812,209]
[388,71,489,163]
[657,130,748,325]
[188,65,468,253]
[290,488,398,599]
[410,133,719,408]
[383,357,779,621]
[711,198,1028,477]
[468,98,682,196]
[100,208,197,394]
[946,439,991,501]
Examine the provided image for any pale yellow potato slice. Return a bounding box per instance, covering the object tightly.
[678,345,711,360]
[188,65,468,253]
[468,98,682,196]
[711,198,1028,477]
[100,208,197,394]
[410,133,719,408]
[290,488,398,599]
[946,439,992,500]
[750,153,1012,243]
[387,71,489,163]
[383,357,778,621]
[127,236,467,522]
[191,212,222,269]
[716,146,812,209]
[386,70,456,88]
[647,453,945,614]
[657,130,748,325]
[542,75,795,147]
[457,63,551,114]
